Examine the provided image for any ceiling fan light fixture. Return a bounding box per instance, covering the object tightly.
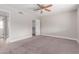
[35,4,53,14]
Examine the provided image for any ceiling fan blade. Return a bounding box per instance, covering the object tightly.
[37,4,43,8]
[34,8,40,11]
[44,8,51,12]
[35,4,52,13]
[44,4,53,8]
[37,4,46,9]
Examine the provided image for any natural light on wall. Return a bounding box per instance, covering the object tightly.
[0,16,4,29]
[0,21,3,29]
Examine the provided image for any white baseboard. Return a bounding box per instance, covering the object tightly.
[7,35,32,43]
[41,34,78,42]
[7,34,79,44]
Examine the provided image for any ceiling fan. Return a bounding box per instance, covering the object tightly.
[34,4,53,13]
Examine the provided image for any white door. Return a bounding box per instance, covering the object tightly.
[35,19,40,35]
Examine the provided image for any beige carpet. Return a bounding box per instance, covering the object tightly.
[0,35,79,54]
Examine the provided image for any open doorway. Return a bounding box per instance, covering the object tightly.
[32,19,40,36]
[0,11,8,44]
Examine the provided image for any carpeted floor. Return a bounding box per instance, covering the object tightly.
[0,35,79,54]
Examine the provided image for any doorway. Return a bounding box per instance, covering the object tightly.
[32,19,40,36]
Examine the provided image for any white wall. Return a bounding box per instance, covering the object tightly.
[40,10,77,39]
[0,5,37,42]
[77,8,79,40]
[8,9,34,42]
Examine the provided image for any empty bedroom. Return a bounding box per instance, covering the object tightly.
[0,4,79,54]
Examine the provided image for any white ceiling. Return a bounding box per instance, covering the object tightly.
[7,4,78,15]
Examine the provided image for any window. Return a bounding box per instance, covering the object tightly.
[0,16,4,29]
[0,21,3,29]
